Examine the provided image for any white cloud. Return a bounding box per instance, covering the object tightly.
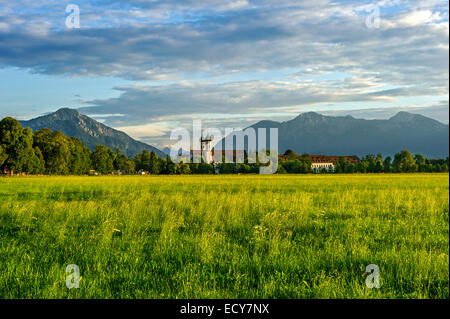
[396,10,442,27]
[116,122,173,139]
[0,0,448,134]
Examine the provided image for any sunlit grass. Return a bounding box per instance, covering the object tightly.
[0,174,448,298]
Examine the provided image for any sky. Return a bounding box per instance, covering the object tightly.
[0,0,448,148]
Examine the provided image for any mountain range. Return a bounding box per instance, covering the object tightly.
[236,111,449,158]
[20,108,165,157]
[18,108,449,159]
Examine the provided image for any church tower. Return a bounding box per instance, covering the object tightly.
[200,136,213,163]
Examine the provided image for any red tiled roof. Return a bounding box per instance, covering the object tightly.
[280,154,360,164]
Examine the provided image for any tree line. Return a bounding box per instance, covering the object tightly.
[0,117,135,175]
[278,150,449,174]
[1,117,448,175]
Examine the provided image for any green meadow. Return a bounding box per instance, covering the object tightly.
[0,174,448,299]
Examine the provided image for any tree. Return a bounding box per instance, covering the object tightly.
[414,154,427,172]
[33,147,46,174]
[134,150,161,174]
[22,146,45,174]
[383,156,392,173]
[374,154,383,173]
[335,157,349,173]
[276,163,287,174]
[148,151,160,174]
[91,144,115,174]
[238,163,252,174]
[0,117,24,174]
[356,159,369,173]
[280,153,311,174]
[50,132,69,174]
[401,150,418,173]
[0,145,6,167]
[283,160,301,173]
[217,163,236,174]
[134,149,150,171]
[198,162,215,174]
[125,158,136,174]
[164,155,178,174]
[68,137,92,175]
[0,118,40,174]
[298,154,312,173]
[113,148,128,172]
[365,154,377,173]
[428,158,449,172]
[284,149,298,160]
[113,148,135,174]
[34,129,71,175]
[49,131,71,175]
[177,161,191,174]
[393,150,418,173]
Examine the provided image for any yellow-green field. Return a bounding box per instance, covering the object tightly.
[0,174,448,298]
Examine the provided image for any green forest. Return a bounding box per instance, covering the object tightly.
[1,116,448,176]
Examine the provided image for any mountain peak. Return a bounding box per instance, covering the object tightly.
[299,111,323,118]
[246,110,448,158]
[290,112,325,123]
[55,107,77,113]
[388,111,445,128]
[19,108,164,157]
[53,107,81,117]
[389,111,419,122]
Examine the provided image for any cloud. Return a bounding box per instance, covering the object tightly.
[78,78,445,127]
[0,0,448,142]
[0,0,447,83]
[115,121,173,139]
[397,10,442,27]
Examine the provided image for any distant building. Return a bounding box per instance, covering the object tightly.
[309,155,360,165]
[189,136,214,163]
[189,136,247,164]
[309,155,360,172]
[280,154,360,172]
[311,161,335,172]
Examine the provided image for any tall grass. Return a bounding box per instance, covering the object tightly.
[0,174,448,298]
